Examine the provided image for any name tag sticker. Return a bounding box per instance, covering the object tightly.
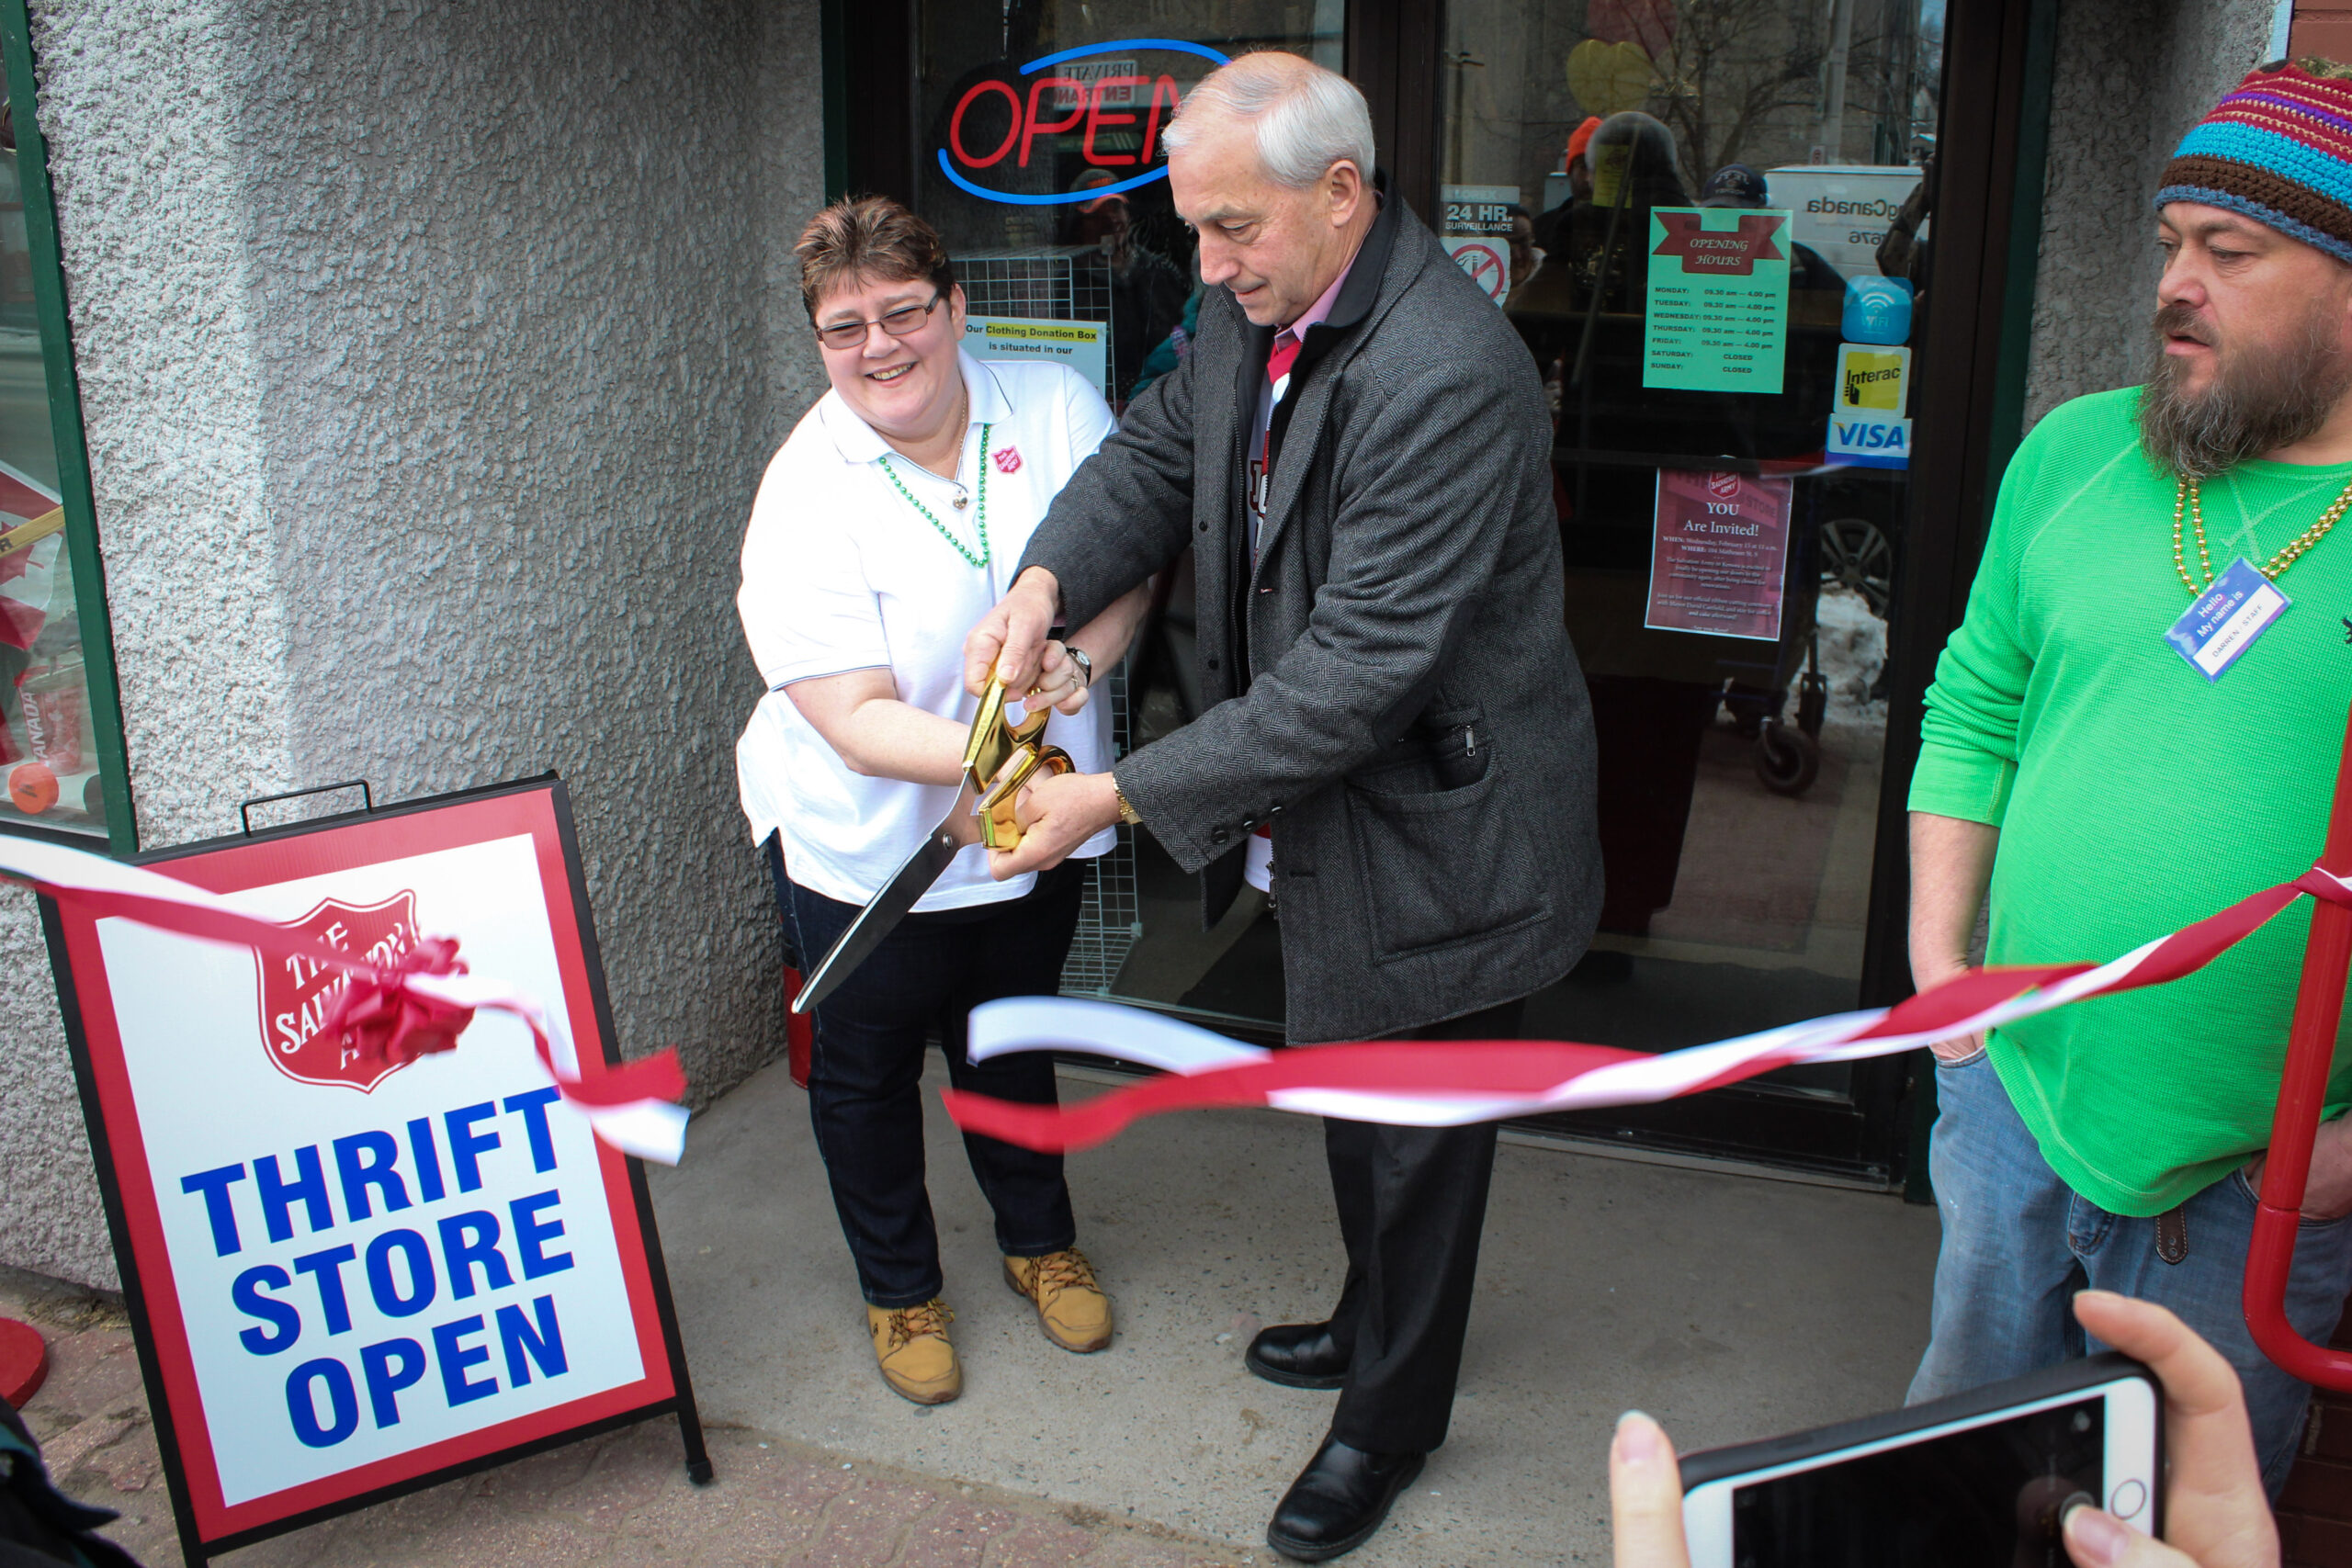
[2165,556,2290,681]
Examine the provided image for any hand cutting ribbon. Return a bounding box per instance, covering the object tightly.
[0,834,690,1164]
[941,862,2352,1154]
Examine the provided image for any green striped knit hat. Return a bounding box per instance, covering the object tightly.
[2158,59,2352,264]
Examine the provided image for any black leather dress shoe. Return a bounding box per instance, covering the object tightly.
[1265,1434,1426,1562]
[1246,1321,1350,1389]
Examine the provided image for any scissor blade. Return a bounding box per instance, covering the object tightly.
[791,810,965,1014]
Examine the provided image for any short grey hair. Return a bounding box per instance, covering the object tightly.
[1161,52,1376,189]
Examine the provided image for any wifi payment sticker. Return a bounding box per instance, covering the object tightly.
[2164,557,2290,681]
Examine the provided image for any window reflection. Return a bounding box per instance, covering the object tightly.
[0,96,107,838]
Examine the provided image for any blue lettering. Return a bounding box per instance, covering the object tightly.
[496,1295,568,1388]
[255,1145,334,1242]
[502,1088,562,1173]
[360,1337,427,1428]
[293,1245,359,1336]
[509,1190,573,1280]
[232,1264,301,1355]
[437,1211,515,1301]
[365,1229,438,1318]
[433,1315,499,1406]
[333,1131,411,1222]
[180,1164,248,1257]
[444,1103,501,1193]
[407,1116,447,1203]
[286,1357,358,1448]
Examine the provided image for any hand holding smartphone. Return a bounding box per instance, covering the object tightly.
[1677,1354,2161,1568]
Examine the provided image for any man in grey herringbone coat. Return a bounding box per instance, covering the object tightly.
[966,52,1600,1563]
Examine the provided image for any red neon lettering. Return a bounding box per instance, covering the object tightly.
[1021,76,1088,166]
[950,79,1022,168]
[1141,74,1182,164]
[1082,75,1148,165]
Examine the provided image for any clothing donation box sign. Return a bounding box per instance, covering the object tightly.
[965,316,1111,403]
[1645,469,1795,642]
[37,778,704,1565]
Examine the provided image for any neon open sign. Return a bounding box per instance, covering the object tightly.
[936,39,1232,206]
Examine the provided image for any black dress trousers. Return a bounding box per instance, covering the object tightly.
[1321,996,1525,1455]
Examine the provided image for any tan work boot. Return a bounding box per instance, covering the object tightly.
[866,1299,960,1404]
[1003,1248,1113,1353]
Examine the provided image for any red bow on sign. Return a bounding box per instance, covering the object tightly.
[318,935,477,1073]
[1652,211,1786,276]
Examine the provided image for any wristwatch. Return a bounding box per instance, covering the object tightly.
[1066,646,1094,687]
[1113,783,1143,826]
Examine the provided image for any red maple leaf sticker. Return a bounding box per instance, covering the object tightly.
[254,892,426,1091]
[1652,212,1787,276]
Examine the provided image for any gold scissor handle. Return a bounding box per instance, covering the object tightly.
[980,745,1072,851]
[962,679,1069,852]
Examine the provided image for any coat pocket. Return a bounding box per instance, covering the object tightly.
[1345,761,1552,962]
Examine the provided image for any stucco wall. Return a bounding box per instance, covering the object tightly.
[2024,0,2277,425]
[0,0,824,1288]
[0,0,299,1290]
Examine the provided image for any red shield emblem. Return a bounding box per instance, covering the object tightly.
[254,892,424,1091]
[1706,471,1741,502]
[993,446,1023,474]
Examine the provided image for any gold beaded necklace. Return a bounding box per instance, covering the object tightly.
[2171,473,2352,595]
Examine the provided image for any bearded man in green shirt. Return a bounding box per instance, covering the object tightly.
[1906,60,2352,1496]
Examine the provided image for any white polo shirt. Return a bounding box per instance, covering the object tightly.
[735,351,1119,911]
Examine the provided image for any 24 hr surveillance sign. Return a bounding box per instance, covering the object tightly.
[40,784,695,1554]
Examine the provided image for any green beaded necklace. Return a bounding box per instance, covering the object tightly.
[878,423,991,570]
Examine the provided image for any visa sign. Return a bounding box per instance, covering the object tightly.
[937,39,1231,207]
[1828,414,1912,469]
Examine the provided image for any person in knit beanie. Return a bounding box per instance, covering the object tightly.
[1904,54,2352,1511]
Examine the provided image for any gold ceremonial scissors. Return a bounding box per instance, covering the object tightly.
[962,678,1073,852]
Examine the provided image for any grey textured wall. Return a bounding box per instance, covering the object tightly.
[0,0,826,1288]
[2024,0,2277,425]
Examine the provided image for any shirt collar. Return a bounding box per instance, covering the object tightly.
[820,348,1006,464]
[1278,256,1354,344]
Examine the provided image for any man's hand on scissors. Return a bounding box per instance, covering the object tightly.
[988,770,1122,879]
[965,568,1061,697]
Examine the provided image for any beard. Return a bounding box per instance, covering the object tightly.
[2139,298,2352,479]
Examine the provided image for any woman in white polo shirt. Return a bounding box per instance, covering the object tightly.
[735,197,1148,1407]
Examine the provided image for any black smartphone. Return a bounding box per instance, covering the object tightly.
[1676,1353,2163,1568]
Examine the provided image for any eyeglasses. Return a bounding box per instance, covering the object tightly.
[813,291,944,351]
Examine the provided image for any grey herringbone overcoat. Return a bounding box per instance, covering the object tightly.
[1019,196,1602,1043]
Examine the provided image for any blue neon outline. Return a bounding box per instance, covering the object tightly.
[1019,38,1231,73]
[942,38,1233,205]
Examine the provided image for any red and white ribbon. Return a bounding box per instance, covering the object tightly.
[1,836,690,1164]
[945,863,2352,1153]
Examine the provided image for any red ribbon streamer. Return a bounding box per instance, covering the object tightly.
[17,869,684,1113]
[944,864,2352,1155]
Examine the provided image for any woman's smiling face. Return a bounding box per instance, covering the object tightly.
[815,276,967,444]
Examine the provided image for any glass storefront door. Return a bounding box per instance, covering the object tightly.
[866,0,1998,1185]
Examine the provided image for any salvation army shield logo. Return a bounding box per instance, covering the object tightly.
[254,892,423,1091]
[993,446,1023,475]
[1707,471,1742,502]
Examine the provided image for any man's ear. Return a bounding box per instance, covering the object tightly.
[1326,159,1365,228]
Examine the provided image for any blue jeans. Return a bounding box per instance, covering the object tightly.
[1910,1048,2352,1495]
[773,841,1084,1308]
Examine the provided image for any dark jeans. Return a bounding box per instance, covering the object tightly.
[1323,997,1523,1455]
[771,840,1084,1308]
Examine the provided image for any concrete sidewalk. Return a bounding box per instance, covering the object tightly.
[6,1055,1941,1565]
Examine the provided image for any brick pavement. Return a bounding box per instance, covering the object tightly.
[2,1267,1245,1568]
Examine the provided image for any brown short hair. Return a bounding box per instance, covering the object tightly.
[796,196,956,321]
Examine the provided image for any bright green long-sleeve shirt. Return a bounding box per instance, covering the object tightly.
[1911,386,2352,1215]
